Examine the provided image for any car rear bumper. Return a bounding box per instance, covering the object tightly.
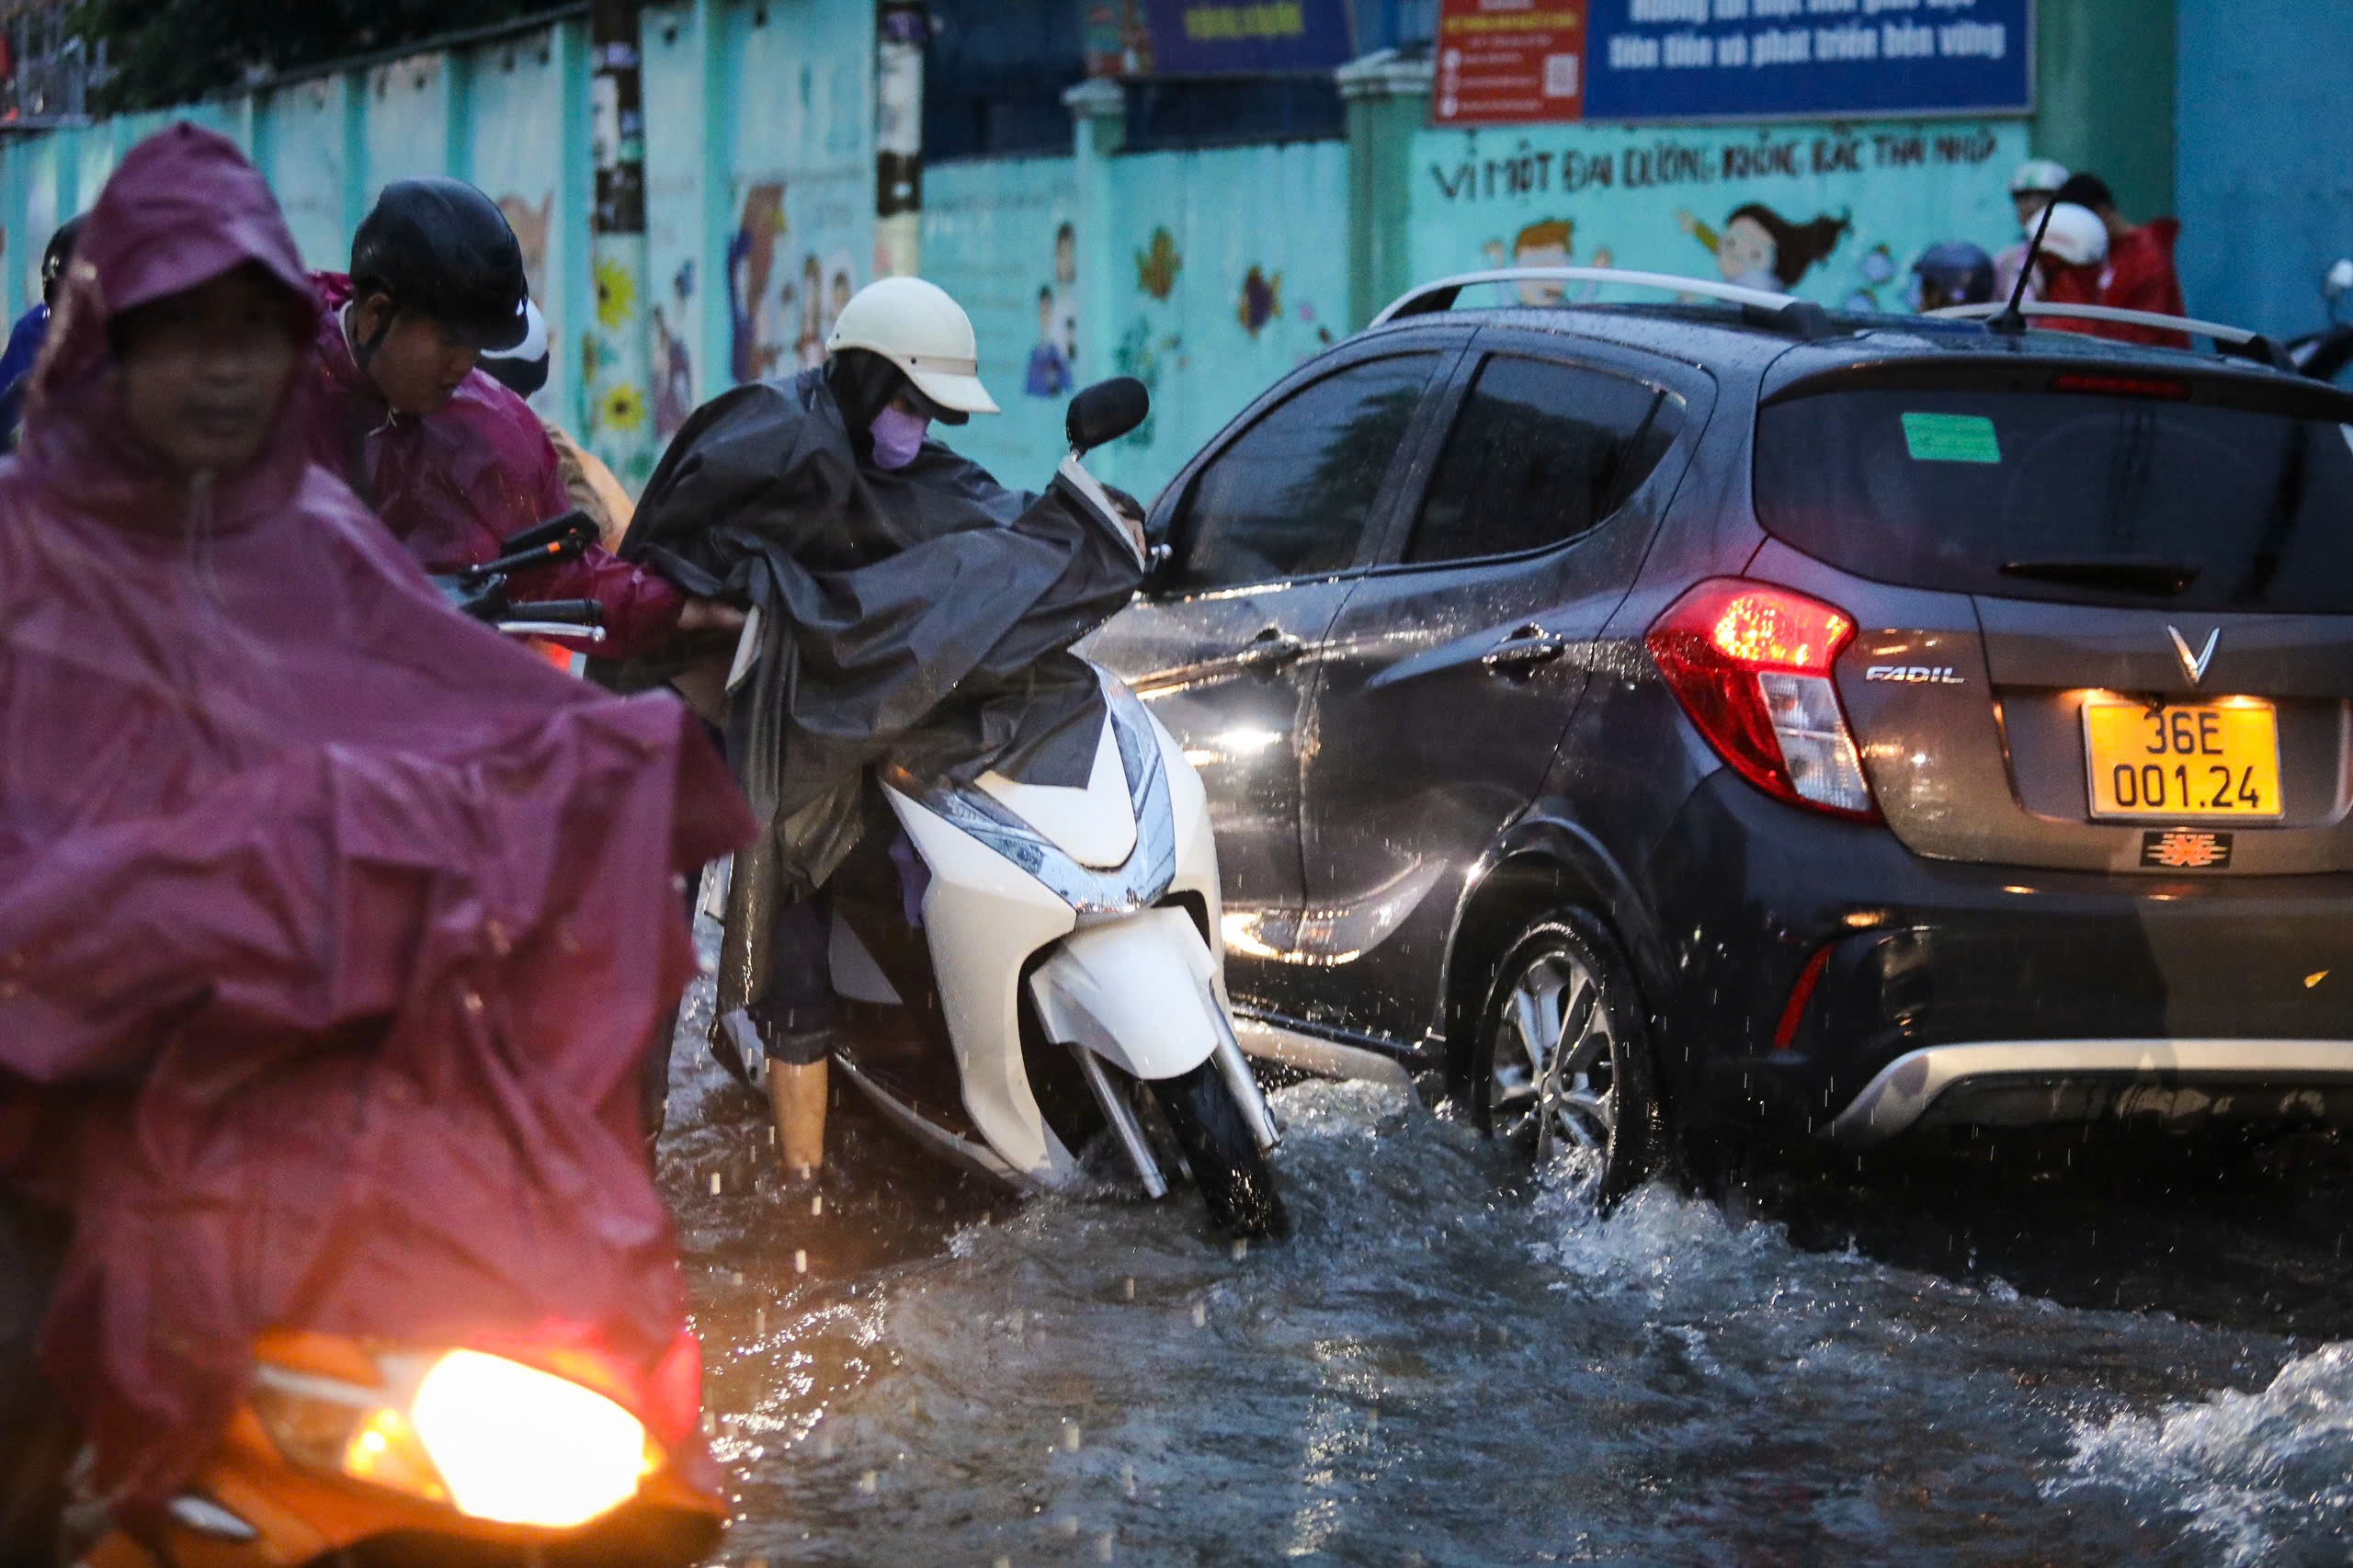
[1643,773,2353,1139]
[1822,1039,2353,1145]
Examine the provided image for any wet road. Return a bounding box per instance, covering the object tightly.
[654,969,2353,1568]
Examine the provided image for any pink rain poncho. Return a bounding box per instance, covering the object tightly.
[304,272,686,658]
[0,123,753,1498]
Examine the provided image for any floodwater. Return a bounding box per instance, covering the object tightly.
[655,967,2353,1568]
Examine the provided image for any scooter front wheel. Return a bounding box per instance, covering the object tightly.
[1150,1062,1289,1239]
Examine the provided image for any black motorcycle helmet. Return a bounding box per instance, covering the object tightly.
[1910,240,1997,311]
[40,214,84,307]
[348,176,529,353]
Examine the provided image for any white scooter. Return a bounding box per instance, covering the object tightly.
[822,383,1287,1236]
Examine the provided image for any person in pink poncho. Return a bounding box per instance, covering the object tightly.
[0,122,754,1531]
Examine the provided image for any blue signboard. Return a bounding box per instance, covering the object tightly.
[1580,0,2032,120]
[1142,0,1357,74]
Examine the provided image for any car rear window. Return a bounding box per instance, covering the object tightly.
[1753,369,2353,612]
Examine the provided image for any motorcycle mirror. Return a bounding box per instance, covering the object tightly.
[1066,377,1150,454]
[2325,259,2353,302]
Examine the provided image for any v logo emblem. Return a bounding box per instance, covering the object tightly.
[2167,625,2220,686]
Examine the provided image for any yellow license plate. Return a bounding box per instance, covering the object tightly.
[2083,699,2282,820]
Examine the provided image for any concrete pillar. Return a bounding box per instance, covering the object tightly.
[1338,48,1433,331]
[585,0,657,483]
[695,0,734,397]
[875,1,926,278]
[2032,0,2177,220]
[1063,75,1125,486]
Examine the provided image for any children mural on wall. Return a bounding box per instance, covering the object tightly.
[827,256,856,341]
[1026,222,1082,399]
[1027,286,1074,397]
[496,193,553,297]
[1136,227,1181,301]
[1483,217,1614,304]
[1675,202,1852,291]
[1052,222,1078,359]
[728,181,787,385]
[652,260,696,438]
[794,253,825,369]
[1236,266,1281,336]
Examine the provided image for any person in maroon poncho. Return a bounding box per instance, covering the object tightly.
[306,176,740,657]
[0,123,754,1530]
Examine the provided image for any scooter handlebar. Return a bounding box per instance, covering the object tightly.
[505,598,603,628]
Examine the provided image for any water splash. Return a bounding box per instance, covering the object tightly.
[2055,1343,2353,1566]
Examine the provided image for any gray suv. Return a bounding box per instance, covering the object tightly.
[1086,272,2353,1202]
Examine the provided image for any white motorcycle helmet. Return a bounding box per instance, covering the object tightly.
[826,276,1000,419]
[2007,157,2069,198]
[2036,202,2109,267]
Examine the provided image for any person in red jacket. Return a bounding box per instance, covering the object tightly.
[2052,172,2189,349]
[308,177,739,656]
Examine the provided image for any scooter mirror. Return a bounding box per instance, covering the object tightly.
[1067,377,1150,454]
[2325,259,2353,302]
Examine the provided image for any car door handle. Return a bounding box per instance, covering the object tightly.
[1234,630,1307,674]
[1482,626,1567,676]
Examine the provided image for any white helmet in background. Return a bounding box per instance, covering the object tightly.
[2008,157,2069,197]
[826,276,1000,417]
[2037,202,2109,267]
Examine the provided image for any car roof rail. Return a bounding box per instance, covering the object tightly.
[1373,267,1842,339]
[1927,301,2299,373]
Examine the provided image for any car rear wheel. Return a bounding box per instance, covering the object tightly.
[1472,912,1661,1209]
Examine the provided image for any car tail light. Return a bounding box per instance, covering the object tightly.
[1646,579,1878,820]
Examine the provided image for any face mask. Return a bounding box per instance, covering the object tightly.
[870,404,930,470]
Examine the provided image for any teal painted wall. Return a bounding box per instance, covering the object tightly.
[919,154,1079,492]
[1086,139,1353,501]
[0,2,873,472]
[1406,120,2030,317]
[2032,0,2176,226]
[2174,0,2353,338]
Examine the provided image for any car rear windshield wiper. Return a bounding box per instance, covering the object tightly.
[1998,558,2201,597]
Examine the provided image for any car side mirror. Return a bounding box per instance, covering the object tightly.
[1067,377,1150,455]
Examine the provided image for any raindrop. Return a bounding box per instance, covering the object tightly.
[1122,1277,1136,1301]
[1191,1301,1207,1328]
[1063,1421,1083,1452]
[755,1307,767,1337]
[710,1171,722,1196]
[817,1430,836,1460]
[858,1470,878,1495]
[1097,1532,1117,1562]
[1057,1515,1081,1539]
[812,1194,824,1218]
[1122,1462,1137,1498]
[1231,1238,1248,1262]
[995,1560,1011,1568]
[794,1250,809,1275]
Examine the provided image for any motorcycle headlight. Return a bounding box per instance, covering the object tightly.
[253,1347,654,1528]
